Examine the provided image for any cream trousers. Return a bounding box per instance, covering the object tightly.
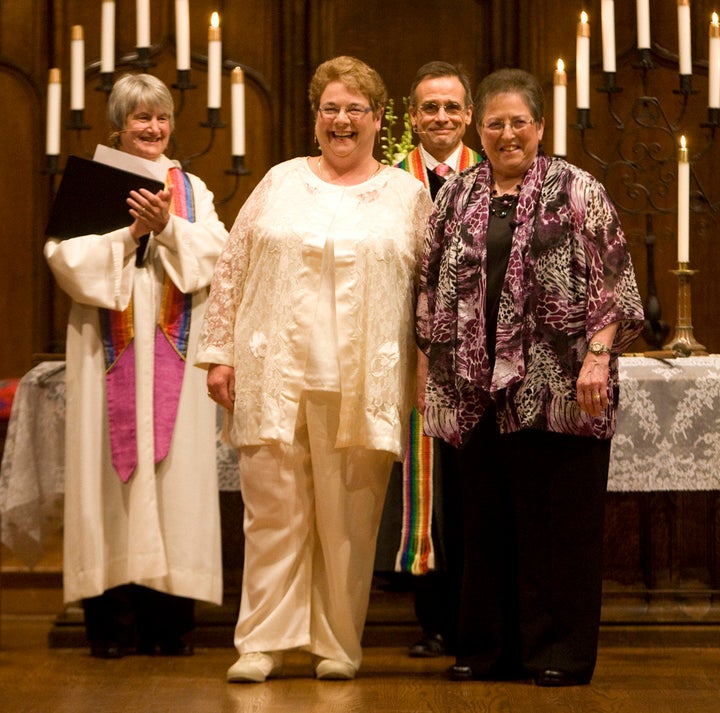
[234,391,394,669]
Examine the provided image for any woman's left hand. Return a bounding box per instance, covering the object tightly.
[128,186,172,237]
[576,354,610,417]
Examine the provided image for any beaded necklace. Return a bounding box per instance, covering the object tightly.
[490,184,521,219]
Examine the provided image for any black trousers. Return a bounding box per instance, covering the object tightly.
[454,410,610,682]
[82,584,195,653]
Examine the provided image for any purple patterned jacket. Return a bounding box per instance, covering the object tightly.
[416,154,644,446]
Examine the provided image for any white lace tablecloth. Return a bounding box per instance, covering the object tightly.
[3,356,720,565]
[0,361,240,566]
[608,355,720,491]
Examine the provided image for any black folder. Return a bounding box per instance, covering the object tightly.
[45,155,165,239]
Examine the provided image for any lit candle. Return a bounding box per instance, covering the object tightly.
[70,25,85,111]
[678,0,692,76]
[207,12,222,109]
[677,136,690,263]
[101,1,115,74]
[601,0,616,73]
[46,68,62,156]
[175,0,190,72]
[637,0,651,49]
[231,67,246,157]
[136,0,150,49]
[710,13,720,108]
[576,11,591,110]
[553,59,567,157]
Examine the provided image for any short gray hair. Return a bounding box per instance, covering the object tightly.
[107,73,175,134]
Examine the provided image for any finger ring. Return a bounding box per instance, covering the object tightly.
[592,393,601,400]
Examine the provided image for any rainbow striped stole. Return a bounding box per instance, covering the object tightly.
[396,145,482,188]
[393,143,481,573]
[101,166,195,482]
[157,168,194,359]
[395,408,435,574]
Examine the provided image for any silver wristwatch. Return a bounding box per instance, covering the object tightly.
[587,342,612,356]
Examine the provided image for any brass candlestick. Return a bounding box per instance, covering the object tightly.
[663,262,707,355]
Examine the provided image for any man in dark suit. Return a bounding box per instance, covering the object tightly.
[379,61,481,658]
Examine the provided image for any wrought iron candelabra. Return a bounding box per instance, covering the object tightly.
[569,47,716,355]
[46,41,263,207]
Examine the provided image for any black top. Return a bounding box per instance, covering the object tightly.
[485,200,516,366]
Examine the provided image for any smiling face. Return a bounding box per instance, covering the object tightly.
[119,103,171,161]
[409,75,472,162]
[314,81,381,165]
[478,91,544,186]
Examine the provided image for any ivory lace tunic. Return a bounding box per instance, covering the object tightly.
[196,157,433,457]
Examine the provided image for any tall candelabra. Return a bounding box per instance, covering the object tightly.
[44,10,271,207]
[565,44,715,356]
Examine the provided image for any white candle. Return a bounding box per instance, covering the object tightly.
[101,1,115,74]
[136,0,150,48]
[553,59,567,157]
[175,0,190,72]
[576,12,591,110]
[70,25,85,111]
[637,0,651,49]
[678,0,692,76]
[677,136,690,263]
[46,68,62,155]
[710,13,720,108]
[231,67,246,156]
[208,12,222,109]
[601,0,616,73]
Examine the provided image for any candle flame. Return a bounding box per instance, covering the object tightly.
[714,12,719,25]
[557,58,564,72]
[580,11,588,24]
[680,135,687,149]
[211,11,220,28]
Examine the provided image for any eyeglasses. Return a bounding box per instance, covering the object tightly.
[481,117,535,133]
[417,101,466,117]
[317,104,373,120]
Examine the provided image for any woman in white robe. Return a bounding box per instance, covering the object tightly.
[44,74,227,658]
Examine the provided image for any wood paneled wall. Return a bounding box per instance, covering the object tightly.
[2,0,720,376]
[3,0,720,378]
[2,0,720,626]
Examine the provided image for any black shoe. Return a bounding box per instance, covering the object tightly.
[449,662,529,682]
[158,640,194,656]
[90,643,124,659]
[534,669,586,687]
[448,663,475,680]
[408,633,445,658]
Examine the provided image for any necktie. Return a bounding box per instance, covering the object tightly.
[434,163,452,179]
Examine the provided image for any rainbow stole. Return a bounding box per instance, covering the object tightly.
[396,145,482,189]
[101,167,194,482]
[395,408,435,574]
[394,144,481,574]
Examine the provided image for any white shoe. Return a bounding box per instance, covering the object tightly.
[315,658,356,680]
[227,652,283,683]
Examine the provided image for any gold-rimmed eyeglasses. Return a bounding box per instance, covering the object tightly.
[481,117,535,134]
[318,104,373,120]
[417,101,466,117]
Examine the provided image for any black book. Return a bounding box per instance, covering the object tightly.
[45,155,165,239]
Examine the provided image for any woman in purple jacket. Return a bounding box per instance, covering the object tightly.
[416,68,644,686]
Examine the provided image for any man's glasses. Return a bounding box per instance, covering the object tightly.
[481,117,535,134]
[417,101,466,117]
[318,104,373,120]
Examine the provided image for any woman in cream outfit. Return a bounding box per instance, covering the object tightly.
[197,56,433,682]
